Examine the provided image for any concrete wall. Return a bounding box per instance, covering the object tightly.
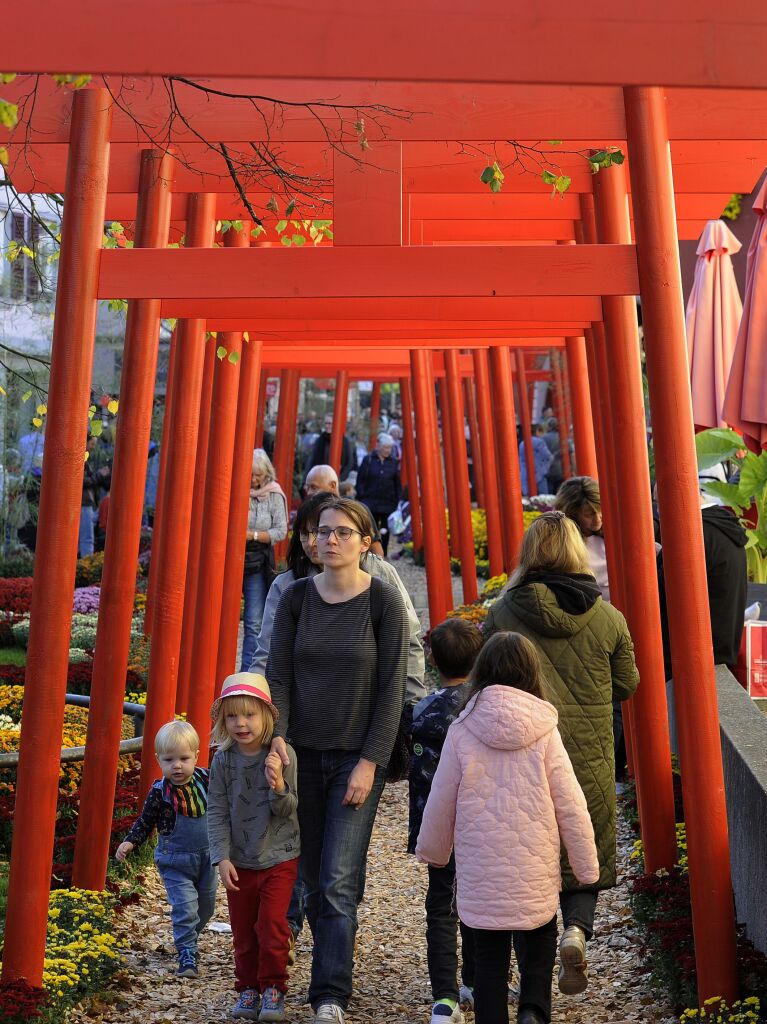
[666,666,767,953]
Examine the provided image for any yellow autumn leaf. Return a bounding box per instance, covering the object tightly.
[0,384,6,395]
[36,403,47,415]
[0,146,8,167]
[84,450,90,462]
[107,399,119,415]
[32,417,43,428]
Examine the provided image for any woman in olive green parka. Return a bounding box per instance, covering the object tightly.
[484,511,638,998]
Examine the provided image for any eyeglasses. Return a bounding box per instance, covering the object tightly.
[298,529,317,542]
[315,525,365,542]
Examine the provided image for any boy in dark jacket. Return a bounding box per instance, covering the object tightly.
[409,618,483,1024]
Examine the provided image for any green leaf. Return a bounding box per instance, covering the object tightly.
[0,100,19,129]
[90,419,103,437]
[21,390,32,403]
[275,220,288,234]
[281,235,292,246]
[216,345,227,360]
[701,480,743,509]
[695,427,744,471]
[548,140,563,146]
[285,200,296,216]
[554,175,571,194]
[251,225,266,239]
[232,220,244,232]
[480,166,496,184]
[489,179,502,193]
[228,350,240,364]
[291,234,306,246]
[541,169,557,185]
[611,149,625,165]
[738,451,767,501]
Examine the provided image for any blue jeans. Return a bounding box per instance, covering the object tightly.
[241,570,268,670]
[154,812,218,955]
[78,505,95,557]
[295,747,387,1011]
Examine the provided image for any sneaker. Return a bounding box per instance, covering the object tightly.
[558,924,588,995]
[458,985,474,1008]
[312,1003,345,1023]
[177,948,198,978]
[259,987,286,1022]
[430,1002,464,1023]
[518,1010,546,1024]
[231,989,260,1020]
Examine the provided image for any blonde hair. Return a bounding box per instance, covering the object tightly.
[211,694,275,751]
[511,511,593,585]
[252,448,277,482]
[155,720,200,756]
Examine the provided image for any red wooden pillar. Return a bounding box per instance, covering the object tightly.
[473,350,504,578]
[489,346,524,571]
[144,326,177,636]
[72,149,173,890]
[399,377,423,554]
[565,336,599,480]
[444,350,478,603]
[2,88,112,987]
[186,224,250,761]
[593,159,677,873]
[139,193,216,800]
[254,368,268,450]
[329,370,350,475]
[438,376,461,557]
[217,335,264,681]
[272,368,300,512]
[515,349,537,496]
[551,349,573,481]
[175,331,216,713]
[410,349,452,625]
[625,85,738,1003]
[369,381,382,450]
[464,375,486,508]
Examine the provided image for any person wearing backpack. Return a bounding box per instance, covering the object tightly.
[266,498,409,1024]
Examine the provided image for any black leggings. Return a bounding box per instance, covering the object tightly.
[472,916,557,1024]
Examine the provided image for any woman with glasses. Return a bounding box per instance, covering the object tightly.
[266,498,409,1024]
[482,513,638,1024]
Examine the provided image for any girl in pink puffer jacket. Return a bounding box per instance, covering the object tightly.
[416,632,599,1024]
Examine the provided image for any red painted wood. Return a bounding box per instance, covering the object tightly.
[472,350,504,577]
[463,375,485,509]
[399,377,423,553]
[565,336,598,479]
[334,142,402,245]
[73,149,174,891]
[515,350,537,497]
[625,84,738,1004]
[369,382,382,451]
[444,350,478,603]
[2,88,112,987]
[489,347,524,571]
[329,371,350,476]
[139,193,216,801]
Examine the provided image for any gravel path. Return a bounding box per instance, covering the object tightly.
[83,556,676,1024]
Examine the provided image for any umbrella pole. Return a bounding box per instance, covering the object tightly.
[625,84,738,1005]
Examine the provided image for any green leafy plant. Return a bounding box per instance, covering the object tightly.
[695,428,767,583]
[722,194,744,221]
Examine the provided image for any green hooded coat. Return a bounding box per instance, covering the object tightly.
[484,581,639,890]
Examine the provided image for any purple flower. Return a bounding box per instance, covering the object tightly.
[72,586,101,614]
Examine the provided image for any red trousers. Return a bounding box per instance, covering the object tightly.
[227,857,299,993]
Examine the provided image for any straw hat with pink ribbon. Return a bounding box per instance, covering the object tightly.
[210,672,279,722]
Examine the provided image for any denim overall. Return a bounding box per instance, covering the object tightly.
[154,803,218,955]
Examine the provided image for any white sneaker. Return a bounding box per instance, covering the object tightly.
[558,924,588,995]
[313,1004,345,1023]
[430,1003,464,1024]
[458,985,474,1008]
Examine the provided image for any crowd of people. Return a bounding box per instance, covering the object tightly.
[117,465,678,1024]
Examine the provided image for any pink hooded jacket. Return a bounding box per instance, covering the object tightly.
[415,685,599,931]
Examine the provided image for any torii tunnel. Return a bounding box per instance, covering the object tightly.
[4,0,767,1005]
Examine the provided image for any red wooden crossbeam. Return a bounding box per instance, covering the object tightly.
[98,244,638,299]
[4,1,767,89]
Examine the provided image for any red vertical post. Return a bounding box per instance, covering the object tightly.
[72,149,173,890]
[489,346,524,570]
[254,368,268,450]
[369,381,382,450]
[328,370,350,475]
[625,85,738,1003]
[186,224,250,760]
[271,368,300,512]
[444,350,478,603]
[464,374,485,509]
[438,376,461,557]
[515,350,537,496]
[551,350,573,481]
[410,349,453,625]
[2,89,112,986]
[175,331,216,714]
[593,158,677,873]
[399,377,424,554]
[565,336,599,479]
[144,327,177,636]
[217,335,264,681]
[139,193,216,800]
[473,349,504,578]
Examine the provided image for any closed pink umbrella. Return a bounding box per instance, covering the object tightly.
[723,180,767,449]
[686,219,742,428]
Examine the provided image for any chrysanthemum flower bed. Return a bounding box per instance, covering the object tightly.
[401,508,541,577]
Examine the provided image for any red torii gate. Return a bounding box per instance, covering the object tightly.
[2,19,764,1003]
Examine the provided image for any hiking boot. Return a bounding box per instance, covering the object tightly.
[558,924,588,995]
[231,989,260,1020]
[430,1002,464,1023]
[518,1009,546,1024]
[312,1003,345,1023]
[177,948,198,978]
[259,987,286,1022]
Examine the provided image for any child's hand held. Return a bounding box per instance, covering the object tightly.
[115,841,134,862]
[264,751,285,791]
[219,859,240,891]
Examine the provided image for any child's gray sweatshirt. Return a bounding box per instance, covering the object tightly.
[207,744,300,870]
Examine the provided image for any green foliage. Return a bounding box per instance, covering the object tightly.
[216,219,245,234]
[0,647,26,666]
[588,147,625,173]
[541,168,571,197]
[479,146,624,196]
[722,194,744,221]
[0,98,18,129]
[106,298,128,315]
[51,73,92,89]
[480,162,505,193]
